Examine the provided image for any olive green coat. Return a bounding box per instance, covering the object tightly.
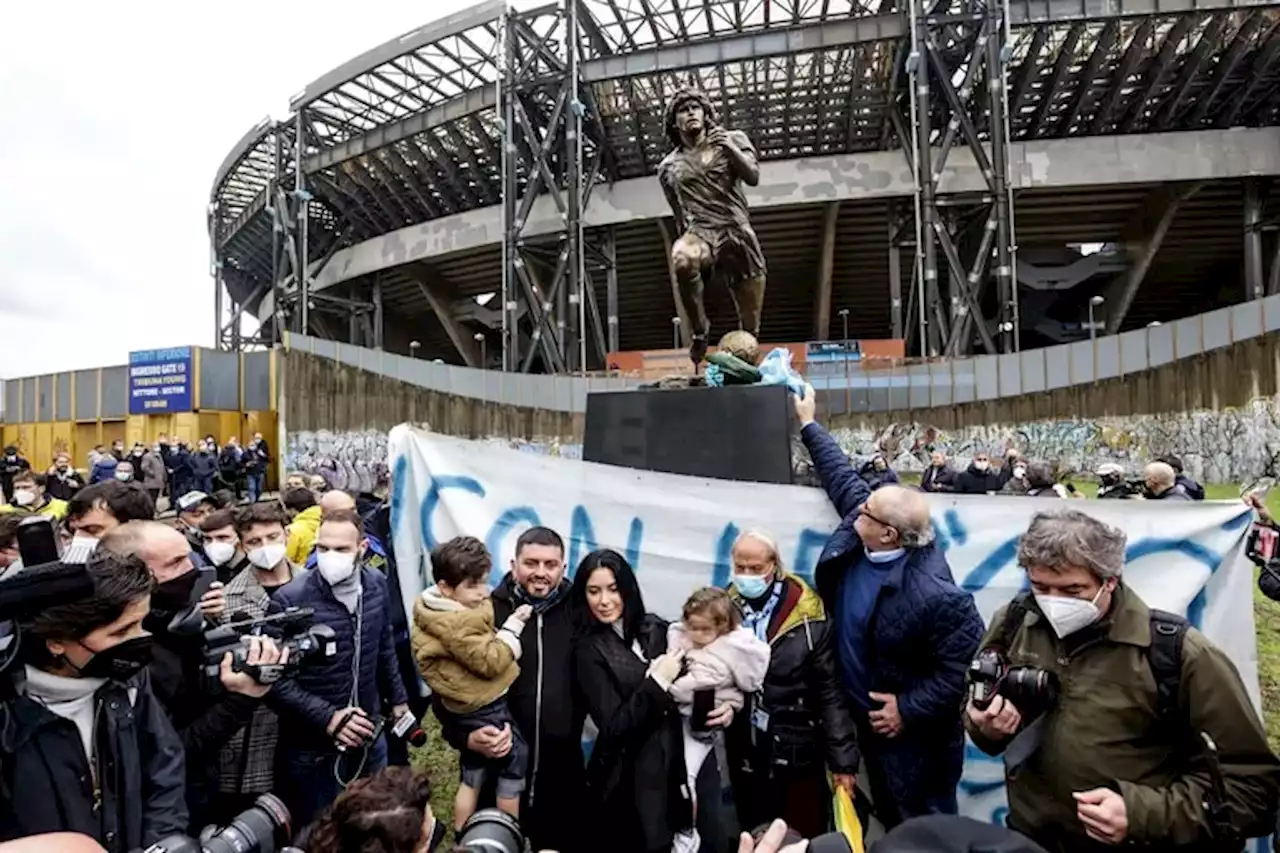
[965,584,1280,851]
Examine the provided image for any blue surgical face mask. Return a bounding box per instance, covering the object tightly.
[733,573,771,599]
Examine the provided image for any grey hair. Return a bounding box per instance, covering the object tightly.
[1017,509,1126,580]
[733,529,785,572]
[876,486,935,548]
[1144,461,1176,489]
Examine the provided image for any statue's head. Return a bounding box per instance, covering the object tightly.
[665,88,717,149]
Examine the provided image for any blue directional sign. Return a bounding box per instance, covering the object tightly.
[128,347,194,414]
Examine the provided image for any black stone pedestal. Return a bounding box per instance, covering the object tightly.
[582,383,795,484]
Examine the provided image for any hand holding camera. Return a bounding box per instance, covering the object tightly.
[328,707,377,750]
[966,694,1022,741]
[219,635,288,698]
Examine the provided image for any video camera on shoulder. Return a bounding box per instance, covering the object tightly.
[967,647,1059,715]
[202,606,337,692]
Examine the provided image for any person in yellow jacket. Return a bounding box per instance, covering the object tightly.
[283,487,322,565]
[0,471,68,520]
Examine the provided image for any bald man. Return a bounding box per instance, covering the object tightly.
[101,521,281,834]
[794,385,984,828]
[1143,461,1192,501]
[319,490,356,513]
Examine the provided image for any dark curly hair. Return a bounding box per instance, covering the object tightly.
[664,87,718,149]
[430,535,491,587]
[306,767,433,853]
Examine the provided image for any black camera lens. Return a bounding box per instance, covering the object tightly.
[457,807,524,853]
[1004,666,1059,710]
[201,793,292,853]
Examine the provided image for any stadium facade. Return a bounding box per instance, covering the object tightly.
[210,0,1280,373]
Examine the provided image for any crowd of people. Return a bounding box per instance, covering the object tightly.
[0,393,1276,853]
[912,446,1205,501]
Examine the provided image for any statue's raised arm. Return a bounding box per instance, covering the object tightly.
[659,88,768,366]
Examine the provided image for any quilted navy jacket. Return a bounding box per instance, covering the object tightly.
[270,565,409,753]
[802,421,984,820]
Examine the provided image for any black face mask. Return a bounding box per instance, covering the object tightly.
[151,569,200,615]
[72,635,154,680]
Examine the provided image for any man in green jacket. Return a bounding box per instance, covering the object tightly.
[965,508,1280,852]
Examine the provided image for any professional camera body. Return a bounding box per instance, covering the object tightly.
[1098,477,1146,499]
[967,647,1059,714]
[1246,525,1280,602]
[136,793,297,853]
[202,607,337,692]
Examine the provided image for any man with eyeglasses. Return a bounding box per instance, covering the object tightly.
[794,384,985,829]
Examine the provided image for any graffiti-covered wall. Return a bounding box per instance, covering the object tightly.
[828,396,1280,484]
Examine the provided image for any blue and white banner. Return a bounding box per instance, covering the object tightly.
[388,425,1261,831]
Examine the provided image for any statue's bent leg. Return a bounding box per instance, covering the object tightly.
[729,274,766,337]
[672,233,712,364]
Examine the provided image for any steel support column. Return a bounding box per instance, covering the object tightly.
[603,226,619,354]
[499,0,608,374]
[1104,182,1203,333]
[814,202,841,341]
[295,111,310,337]
[1245,178,1266,301]
[372,276,384,350]
[904,0,1017,356]
[213,255,225,350]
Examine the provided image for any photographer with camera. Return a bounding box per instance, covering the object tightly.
[0,549,188,852]
[964,509,1280,851]
[211,502,305,823]
[99,521,285,835]
[270,508,410,829]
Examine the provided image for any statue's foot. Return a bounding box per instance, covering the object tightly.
[689,334,709,367]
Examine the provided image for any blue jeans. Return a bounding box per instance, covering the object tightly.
[247,473,264,502]
[282,736,387,830]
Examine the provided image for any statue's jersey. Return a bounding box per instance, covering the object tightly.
[658,130,767,284]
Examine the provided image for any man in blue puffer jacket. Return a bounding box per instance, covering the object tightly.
[795,383,984,830]
[269,508,410,828]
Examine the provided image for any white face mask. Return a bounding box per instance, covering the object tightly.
[204,540,238,567]
[247,543,287,571]
[12,490,35,507]
[974,460,990,471]
[1013,466,1027,479]
[1036,584,1108,639]
[317,550,358,585]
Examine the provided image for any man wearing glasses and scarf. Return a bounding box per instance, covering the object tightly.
[794,384,985,829]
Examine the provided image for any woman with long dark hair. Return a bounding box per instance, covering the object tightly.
[572,549,725,853]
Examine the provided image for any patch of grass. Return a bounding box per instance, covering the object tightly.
[411,713,460,845]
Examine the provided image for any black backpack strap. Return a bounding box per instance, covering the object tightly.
[1147,609,1189,731]
[988,590,1034,651]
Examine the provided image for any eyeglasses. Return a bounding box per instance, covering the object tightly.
[857,505,895,529]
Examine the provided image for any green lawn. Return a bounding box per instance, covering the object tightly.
[409,480,1280,836]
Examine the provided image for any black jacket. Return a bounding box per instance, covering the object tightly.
[920,465,956,493]
[725,573,859,785]
[148,621,258,831]
[438,576,585,853]
[0,668,188,853]
[0,456,29,503]
[575,614,691,853]
[46,468,86,502]
[954,463,1003,495]
[271,566,409,754]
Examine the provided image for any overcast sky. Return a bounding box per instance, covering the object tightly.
[0,0,505,379]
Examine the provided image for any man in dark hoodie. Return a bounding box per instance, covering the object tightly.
[434,526,584,853]
[1158,454,1205,500]
[189,441,218,495]
[954,452,1003,494]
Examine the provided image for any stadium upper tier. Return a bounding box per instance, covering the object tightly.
[210,0,1280,356]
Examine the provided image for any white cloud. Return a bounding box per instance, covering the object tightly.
[0,0,485,378]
